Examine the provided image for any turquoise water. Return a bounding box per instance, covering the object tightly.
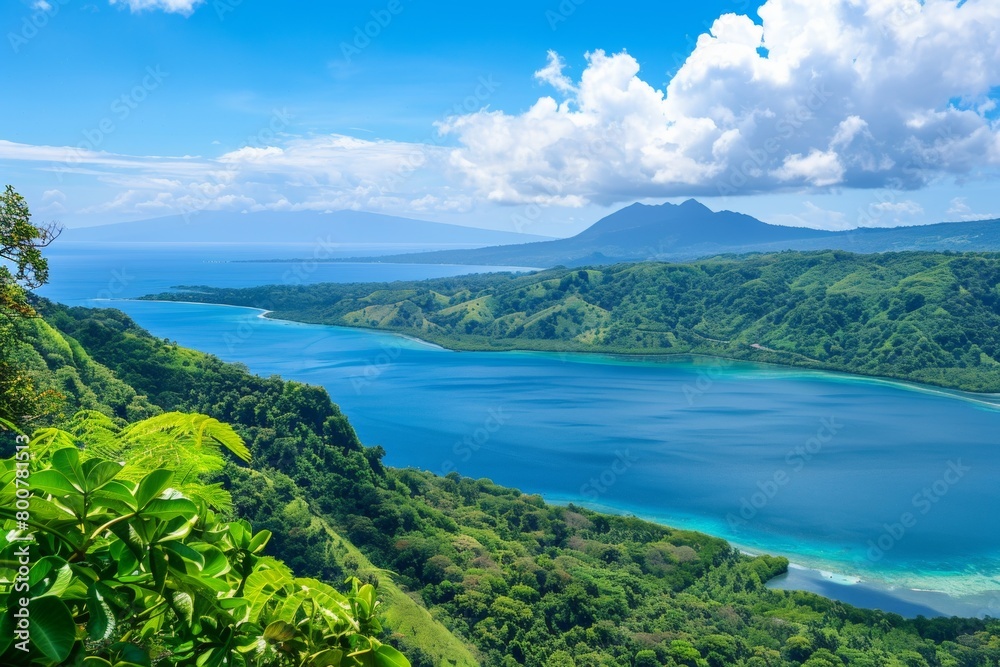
[35,244,1000,617]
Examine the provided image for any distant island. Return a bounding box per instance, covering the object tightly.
[60,209,553,247]
[144,249,1000,393]
[226,199,1000,268]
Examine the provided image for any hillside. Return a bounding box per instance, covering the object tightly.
[61,209,552,247]
[321,201,1000,267]
[149,250,1000,393]
[5,301,998,665]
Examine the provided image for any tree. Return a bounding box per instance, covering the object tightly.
[0,184,59,318]
[0,186,60,427]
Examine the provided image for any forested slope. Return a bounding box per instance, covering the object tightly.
[4,301,998,666]
[150,251,1000,393]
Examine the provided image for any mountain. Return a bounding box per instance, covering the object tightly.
[61,210,553,247]
[341,200,1000,267]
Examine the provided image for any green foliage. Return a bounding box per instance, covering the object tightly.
[153,250,1000,392]
[0,412,409,666]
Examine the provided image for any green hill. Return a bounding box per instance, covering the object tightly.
[149,250,1000,393]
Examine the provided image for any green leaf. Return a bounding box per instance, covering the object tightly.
[34,560,74,599]
[51,447,84,488]
[172,591,194,628]
[135,469,174,508]
[247,529,271,554]
[243,567,293,622]
[112,642,152,666]
[30,469,81,497]
[0,416,24,435]
[373,644,411,667]
[140,497,198,520]
[87,582,117,642]
[196,545,230,578]
[92,480,139,511]
[263,620,296,643]
[162,540,205,572]
[29,596,77,663]
[83,459,124,492]
[0,608,15,657]
[149,546,168,594]
[312,648,346,667]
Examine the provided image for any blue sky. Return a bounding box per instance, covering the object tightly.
[2,0,999,236]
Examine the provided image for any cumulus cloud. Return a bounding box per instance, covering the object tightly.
[440,0,1000,206]
[0,134,466,218]
[108,0,204,16]
[947,197,997,222]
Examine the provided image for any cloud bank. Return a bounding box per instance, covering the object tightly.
[440,0,1000,206]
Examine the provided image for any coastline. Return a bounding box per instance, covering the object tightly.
[112,297,1000,617]
[245,305,1000,407]
[130,289,1000,399]
[545,495,1000,619]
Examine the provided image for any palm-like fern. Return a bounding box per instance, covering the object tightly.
[31,410,251,513]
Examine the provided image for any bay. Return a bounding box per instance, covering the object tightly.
[35,243,1000,618]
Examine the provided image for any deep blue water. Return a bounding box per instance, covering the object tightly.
[34,243,1000,617]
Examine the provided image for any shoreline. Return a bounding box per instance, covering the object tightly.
[545,495,1000,619]
[146,297,1000,405]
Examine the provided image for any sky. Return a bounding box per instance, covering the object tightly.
[1,0,999,237]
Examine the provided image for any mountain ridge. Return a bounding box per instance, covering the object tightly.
[61,209,553,247]
[326,201,1000,267]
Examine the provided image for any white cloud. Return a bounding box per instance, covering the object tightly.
[441,0,1000,206]
[108,0,204,16]
[535,51,577,95]
[872,200,923,216]
[32,1,52,10]
[947,197,997,222]
[0,134,469,219]
[773,150,845,187]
